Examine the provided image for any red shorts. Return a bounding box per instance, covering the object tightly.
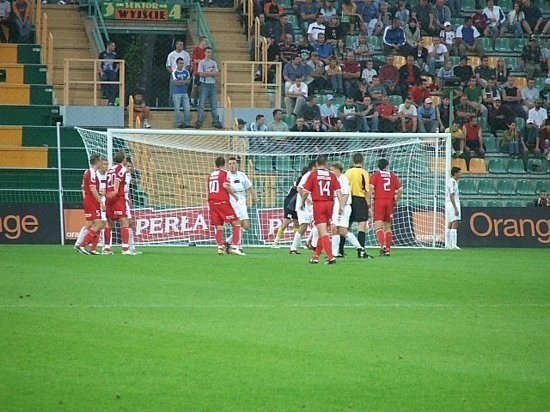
[313,200,333,225]
[209,200,238,226]
[83,197,101,221]
[373,199,394,223]
[106,196,128,220]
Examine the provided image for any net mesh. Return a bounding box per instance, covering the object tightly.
[75,128,450,248]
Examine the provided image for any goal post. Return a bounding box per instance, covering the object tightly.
[75,128,451,249]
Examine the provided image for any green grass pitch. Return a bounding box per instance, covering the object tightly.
[1,245,549,411]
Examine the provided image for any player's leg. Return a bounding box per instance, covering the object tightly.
[290,222,307,254]
[383,221,392,255]
[103,219,113,254]
[89,220,106,254]
[74,221,91,248]
[273,216,291,247]
[450,220,460,250]
[119,217,133,254]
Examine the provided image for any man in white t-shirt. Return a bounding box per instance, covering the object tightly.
[426,36,449,75]
[445,166,462,250]
[284,76,308,116]
[307,14,326,44]
[165,39,191,103]
[398,97,418,132]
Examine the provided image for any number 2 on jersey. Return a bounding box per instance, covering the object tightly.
[382,176,391,192]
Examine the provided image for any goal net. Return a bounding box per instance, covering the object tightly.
[75,128,450,249]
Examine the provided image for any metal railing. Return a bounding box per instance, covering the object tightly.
[84,0,109,50]
[63,58,125,106]
[128,95,135,127]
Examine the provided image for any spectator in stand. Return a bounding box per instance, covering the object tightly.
[528,98,548,128]
[454,94,477,126]
[500,120,522,158]
[379,55,400,95]
[361,59,377,85]
[453,55,474,88]
[534,190,549,207]
[301,95,322,126]
[395,1,410,27]
[305,52,327,92]
[539,118,550,159]
[440,21,458,56]
[196,47,222,129]
[463,116,485,159]
[324,15,345,46]
[521,78,540,116]
[433,0,451,34]
[283,55,309,93]
[11,0,30,43]
[382,18,406,56]
[320,0,337,21]
[339,97,364,131]
[541,78,550,109]
[521,34,543,79]
[190,36,208,108]
[360,95,379,132]
[332,38,347,62]
[358,0,379,37]
[488,97,515,137]
[410,78,431,107]
[98,41,120,106]
[372,2,393,37]
[268,108,290,132]
[132,90,151,129]
[320,94,339,129]
[398,55,422,99]
[377,95,399,132]
[171,57,191,129]
[456,17,483,57]
[300,0,320,35]
[264,0,284,34]
[520,119,541,166]
[341,51,362,97]
[398,97,418,132]
[276,14,296,43]
[353,35,374,68]
[0,0,11,43]
[494,58,510,86]
[312,33,333,65]
[463,77,488,120]
[412,0,435,36]
[448,121,465,157]
[436,59,454,89]
[307,14,326,45]
[542,39,550,77]
[297,35,315,61]
[309,118,325,133]
[325,56,343,95]
[521,0,545,36]
[471,4,489,38]
[426,36,449,75]
[290,116,310,132]
[418,97,438,133]
[481,77,501,109]
[474,56,496,89]
[500,1,524,38]
[413,41,429,73]
[368,75,387,104]
[446,0,460,19]
[436,95,451,131]
[340,0,358,35]
[285,76,308,116]
[501,76,525,119]
[278,33,299,65]
[482,0,505,41]
[404,18,421,57]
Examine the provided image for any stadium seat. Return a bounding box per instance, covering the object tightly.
[254,156,274,172]
[496,179,517,195]
[278,0,292,9]
[534,77,545,91]
[479,37,493,53]
[463,199,484,207]
[388,95,403,107]
[484,136,499,153]
[516,179,535,195]
[282,114,296,128]
[421,36,433,47]
[469,56,481,69]
[515,117,525,131]
[505,57,522,73]
[506,200,525,207]
[286,14,300,31]
[450,18,463,28]
[452,158,468,173]
[333,95,346,107]
[534,179,547,193]
[499,0,513,10]
[515,77,527,89]
[479,117,490,133]
[488,158,507,174]
[494,38,512,53]
[368,36,382,50]
[392,55,406,68]
[468,158,487,174]
[507,158,526,174]
[478,179,497,195]
[512,38,527,52]
[487,200,504,207]
[430,95,441,106]
[429,158,445,174]
[449,56,460,67]
[459,178,477,195]
[275,156,295,172]
[526,158,546,174]
[315,94,326,105]
[461,0,476,13]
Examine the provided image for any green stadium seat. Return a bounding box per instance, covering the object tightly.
[388,95,403,107]
[459,178,477,195]
[461,0,476,13]
[505,57,522,73]
[487,200,504,207]
[534,179,547,192]
[278,0,292,9]
[512,38,527,52]
[449,56,460,67]
[494,38,512,53]
[507,158,526,174]
[484,136,498,153]
[534,77,546,91]
[526,158,546,174]
[333,95,346,107]
[282,114,296,128]
[479,37,494,53]
[496,179,517,195]
[515,117,525,131]
[463,199,484,207]
[478,179,497,194]
[254,156,273,172]
[286,14,300,31]
[506,200,525,207]
[499,0,513,10]
[346,35,358,48]
[275,156,295,172]
[368,36,382,50]
[450,18,463,28]
[479,117,490,133]
[516,179,535,195]
[488,158,508,174]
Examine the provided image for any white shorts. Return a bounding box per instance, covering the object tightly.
[297,203,313,225]
[332,203,351,228]
[445,202,461,223]
[230,197,249,221]
[100,195,107,221]
[126,199,132,219]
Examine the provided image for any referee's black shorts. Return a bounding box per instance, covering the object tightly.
[350,196,369,222]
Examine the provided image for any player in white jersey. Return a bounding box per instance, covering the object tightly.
[124,161,141,254]
[224,157,257,251]
[289,159,317,254]
[329,162,366,257]
[445,166,462,250]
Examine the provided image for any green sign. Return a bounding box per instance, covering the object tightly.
[103,2,182,21]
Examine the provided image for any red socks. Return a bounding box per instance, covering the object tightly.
[322,235,333,260]
[376,228,385,249]
[121,227,130,251]
[81,229,98,247]
[215,228,223,246]
[385,231,393,252]
[233,226,241,246]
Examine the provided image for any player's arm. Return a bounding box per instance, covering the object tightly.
[336,189,344,215]
[89,184,104,209]
[394,186,403,203]
[223,182,239,201]
[106,177,121,199]
[248,187,258,204]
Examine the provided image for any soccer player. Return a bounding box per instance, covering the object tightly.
[124,161,142,254]
[345,153,372,258]
[105,151,135,255]
[369,158,403,257]
[445,166,462,250]
[272,166,311,248]
[208,156,244,256]
[329,162,366,258]
[301,155,343,264]
[75,154,104,255]
[289,160,317,254]
[224,157,257,252]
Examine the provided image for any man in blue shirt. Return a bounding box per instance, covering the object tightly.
[172,57,192,128]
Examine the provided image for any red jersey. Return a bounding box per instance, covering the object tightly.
[192,46,206,74]
[370,170,402,201]
[106,163,127,198]
[303,167,341,201]
[208,168,230,202]
[82,167,100,199]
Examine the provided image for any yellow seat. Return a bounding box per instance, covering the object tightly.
[421,36,433,47]
[515,77,527,89]
[468,158,487,174]
[392,55,406,68]
[451,158,468,173]
[469,56,481,68]
[430,95,441,106]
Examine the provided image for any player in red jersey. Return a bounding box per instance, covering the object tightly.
[75,154,105,255]
[208,156,244,256]
[369,158,403,256]
[301,155,344,264]
[105,150,135,255]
